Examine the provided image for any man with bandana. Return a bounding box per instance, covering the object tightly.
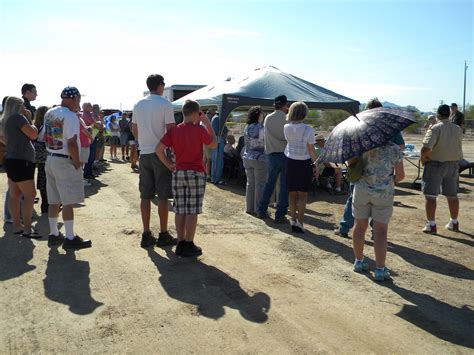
[44,87,91,249]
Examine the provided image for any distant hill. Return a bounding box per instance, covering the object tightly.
[359,101,421,113]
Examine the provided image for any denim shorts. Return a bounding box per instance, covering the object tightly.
[422,161,459,197]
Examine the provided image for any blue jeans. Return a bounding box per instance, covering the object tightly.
[339,183,355,233]
[211,136,225,183]
[4,190,11,221]
[84,140,97,177]
[258,153,288,219]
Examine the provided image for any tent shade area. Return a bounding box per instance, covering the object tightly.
[172,66,360,132]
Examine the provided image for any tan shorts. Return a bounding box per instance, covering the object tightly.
[352,185,394,224]
[46,156,85,205]
[80,147,90,164]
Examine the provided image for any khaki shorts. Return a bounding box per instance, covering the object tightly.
[46,156,84,205]
[80,147,90,164]
[352,185,394,224]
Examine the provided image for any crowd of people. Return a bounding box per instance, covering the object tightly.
[0,75,466,280]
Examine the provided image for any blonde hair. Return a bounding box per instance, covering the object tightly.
[287,101,308,122]
[1,96,23,122]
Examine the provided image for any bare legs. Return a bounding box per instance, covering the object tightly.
[140,198,169,233]
[425,196,459,221]
[353,218,388,268]
[175,214,198,242]
[288,191,308,224]
[8,179,36,234]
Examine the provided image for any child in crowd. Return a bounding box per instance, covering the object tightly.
[156,100,217,257]
[284,101,318,233]
[108,116,120,161]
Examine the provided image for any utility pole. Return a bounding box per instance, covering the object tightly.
[463,60,468,113]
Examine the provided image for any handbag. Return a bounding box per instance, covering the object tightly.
[346,158,363,183]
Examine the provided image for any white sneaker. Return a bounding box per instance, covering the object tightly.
[296,220,305,233]
[422,222,437,234]
[83,179,92,187]
[445,221,459,232]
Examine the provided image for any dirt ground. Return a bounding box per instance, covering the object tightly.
[1,135,473,354]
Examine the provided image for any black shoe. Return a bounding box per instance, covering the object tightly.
[156,231,177,247]
[140,231,156,248]
[175,240,185,256]
[334,228,349,238]
[84,174,98,179]
[274,216,289,224]
[63,235,92,249]
[256,211,271,219]
[48,233,65,247]
[181,241,203,257]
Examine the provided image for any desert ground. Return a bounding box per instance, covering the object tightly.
[0,134,473,354]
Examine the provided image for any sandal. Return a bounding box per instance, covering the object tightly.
[22,231,42,239]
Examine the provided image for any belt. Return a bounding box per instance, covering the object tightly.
[48,152,71,159]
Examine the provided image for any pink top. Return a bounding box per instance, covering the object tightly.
[79,116,91,148]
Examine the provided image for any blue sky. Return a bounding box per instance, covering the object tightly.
[1,0,472,112]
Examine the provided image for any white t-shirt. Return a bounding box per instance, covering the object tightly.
[284,122,315,160]
[132,94,175,154]
[109,122,120,137]
[44,106,80,156]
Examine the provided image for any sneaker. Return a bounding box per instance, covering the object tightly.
[445,221,459,232]
[140,231,156,248]
[353,258,369,273]
[48,233,65,247]
[274,216,289,224]
[63,235,92,249]
[181,241,203,257]
[422,223,437,234]
[374,267,391,282]
[156,231,177,247]
[334,228,349,238]
[122,155,125,161]
[294,220,305,233]
[83,179,92,187]
[175,240,185,256]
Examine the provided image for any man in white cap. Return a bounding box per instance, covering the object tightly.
[44,86,91,249]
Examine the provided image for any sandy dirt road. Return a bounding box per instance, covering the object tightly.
[0,145,473,353]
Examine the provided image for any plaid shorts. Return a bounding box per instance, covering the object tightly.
[172,170,206,215]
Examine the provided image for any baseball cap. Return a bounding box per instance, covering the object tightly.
[315,134,325,141]
[274,95,288,106]
[61,86,81,99]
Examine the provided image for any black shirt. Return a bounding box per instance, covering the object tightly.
[22,96,36,117]
[450,111,464,127]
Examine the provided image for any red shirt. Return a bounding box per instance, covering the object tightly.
[161,122,212,172]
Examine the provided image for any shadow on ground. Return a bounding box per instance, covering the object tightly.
[268,221,474,348]
[380,282,474,349]
[0,225,36,281]
[147,248,270,323]
[43,247,103,315]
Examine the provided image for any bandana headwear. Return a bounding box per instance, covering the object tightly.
[60,86,80,99]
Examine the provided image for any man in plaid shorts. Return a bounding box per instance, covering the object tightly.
[156,100,217,257]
